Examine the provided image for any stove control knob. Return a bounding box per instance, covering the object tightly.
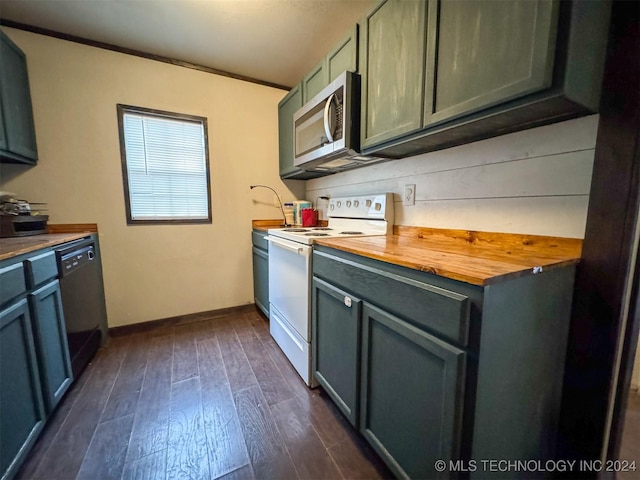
[366,199,372,207]
[337,201,342,208]
[330,204,335,211]
[354,200,359,208]
[346,200,352,208]
[374,202,382,211]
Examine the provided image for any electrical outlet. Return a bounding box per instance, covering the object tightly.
[403,184,416,206]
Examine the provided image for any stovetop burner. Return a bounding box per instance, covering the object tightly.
[339,231,364,235]
[304,233,330,236]
[283,228,310,232]
[311,227,333,231]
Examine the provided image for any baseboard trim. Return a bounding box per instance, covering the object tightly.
[109,304,258,337]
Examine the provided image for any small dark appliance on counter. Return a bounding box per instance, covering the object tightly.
[0,191,48,237]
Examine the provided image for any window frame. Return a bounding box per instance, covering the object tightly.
[116,103,213,225]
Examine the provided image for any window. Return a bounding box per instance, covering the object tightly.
[117,104,212,224]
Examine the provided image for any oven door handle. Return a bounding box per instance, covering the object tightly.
[266,236,310,256]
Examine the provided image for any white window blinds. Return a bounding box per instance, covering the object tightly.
[119,106,210,223]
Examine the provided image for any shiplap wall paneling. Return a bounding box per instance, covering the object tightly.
[306,115,599,239]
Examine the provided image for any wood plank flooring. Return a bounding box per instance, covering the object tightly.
[619,391,640,480]
[16,309,392,480]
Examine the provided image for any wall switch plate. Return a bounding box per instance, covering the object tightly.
[403,184,416,206]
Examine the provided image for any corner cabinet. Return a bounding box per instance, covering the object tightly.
[251,229,270,317]
[360,0,611,158]
[312,246,576,479]
[0,30,38,165]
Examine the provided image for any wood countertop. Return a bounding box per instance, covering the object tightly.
[0,224,98,261]
[313,226,582,287]
[251,219,329,231]
[252,219,283,231]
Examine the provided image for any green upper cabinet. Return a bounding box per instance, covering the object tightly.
[278,25,358,179]
[360,0,429,148]
[0,30,38,165]
[278,83,329,180]
[423,0,558,126]
[327,25,359,83]
[303,25,360,104]
[277,83,304,178]
[360,0,610,158]
[302,61,329,104]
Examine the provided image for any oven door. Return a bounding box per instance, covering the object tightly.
[266,236,312,340]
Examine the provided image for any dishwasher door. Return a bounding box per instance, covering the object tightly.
[56,238,105,377]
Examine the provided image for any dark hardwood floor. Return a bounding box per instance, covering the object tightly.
[619,391,640,480]
[16,309,392,480]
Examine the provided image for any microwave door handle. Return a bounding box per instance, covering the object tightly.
[323,93,337,143]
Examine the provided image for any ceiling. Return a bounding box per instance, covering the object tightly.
[0,0,376,89]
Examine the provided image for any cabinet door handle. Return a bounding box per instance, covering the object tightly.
[344,296,352,308]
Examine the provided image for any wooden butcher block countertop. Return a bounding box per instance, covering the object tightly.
[313,226,583,287]
[0,224,98,261]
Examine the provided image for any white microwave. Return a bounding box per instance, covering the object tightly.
[293,71,383,173]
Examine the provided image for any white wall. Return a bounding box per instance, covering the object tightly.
[0,28,305,327]
[307,115,599,239]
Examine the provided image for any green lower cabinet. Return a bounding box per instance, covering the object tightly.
[313,245,576,479]
[29,280,73,413]
[0,299,46,480]
[252,246,269,317]
[312,277,362,426]
[360,304,465,479]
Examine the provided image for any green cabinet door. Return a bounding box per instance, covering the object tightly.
[312,277,362,426]
[0,31,38,164]
[424,0,559,126]
[360,0,429,148]
[0,299,45,480]
[278,84,304,178]
[302,60,328,104]
[327,25,359,83]
[360,303,465,479]
[252,246,269,317]
[0,96,7,152]
[29,280,73,413]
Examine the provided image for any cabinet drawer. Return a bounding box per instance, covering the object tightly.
[24,251,58,288]
[313,250,470,346]
[251,230,269,251]
[0,262,26,306]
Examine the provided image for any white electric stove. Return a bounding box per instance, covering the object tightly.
[266,193,394,386]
